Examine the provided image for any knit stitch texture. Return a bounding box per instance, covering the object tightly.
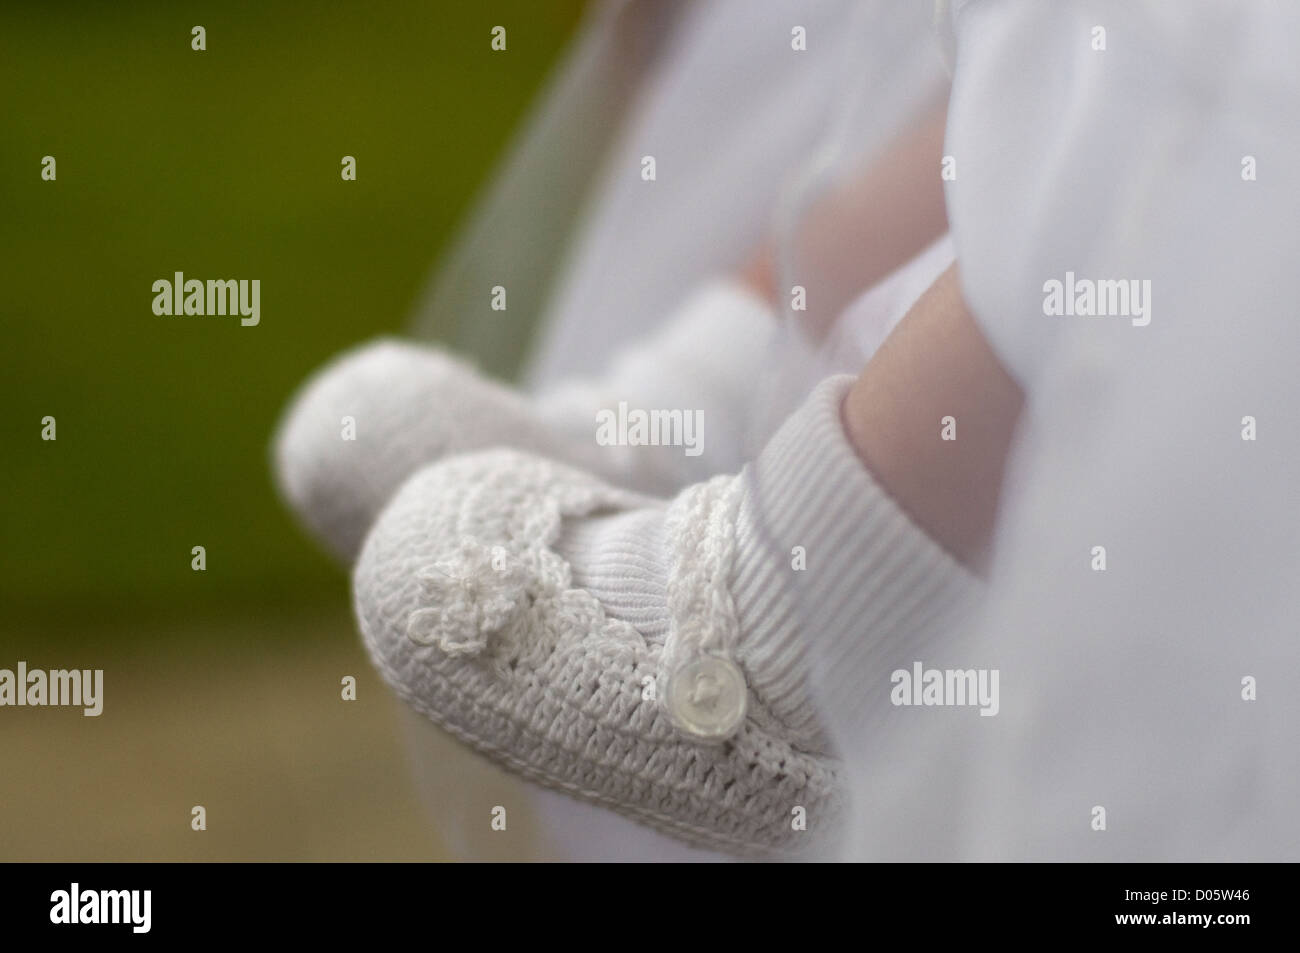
[353,448,841,856]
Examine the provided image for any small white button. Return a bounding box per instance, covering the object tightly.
[666,656,747,741]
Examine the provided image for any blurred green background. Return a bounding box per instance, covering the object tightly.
[1,0,584,860]
[2,0,582,634]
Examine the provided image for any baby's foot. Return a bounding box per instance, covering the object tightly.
[274,279,774,562]
[352,375,977,855]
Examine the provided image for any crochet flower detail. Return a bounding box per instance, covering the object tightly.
[406,537,530,657]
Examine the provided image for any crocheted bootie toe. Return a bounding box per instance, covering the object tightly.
[352,448,841,857]
[273,338,632,563]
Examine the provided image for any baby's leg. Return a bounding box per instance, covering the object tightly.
[842,262,1023,569]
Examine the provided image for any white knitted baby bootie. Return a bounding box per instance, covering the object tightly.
[353,375,979,856]
[274,279,774,562]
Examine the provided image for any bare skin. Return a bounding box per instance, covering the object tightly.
[740,98,1021,569]
[841,264,1024,570]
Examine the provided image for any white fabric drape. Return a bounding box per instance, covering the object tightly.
[804,0,1300,860]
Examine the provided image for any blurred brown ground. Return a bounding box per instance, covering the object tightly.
[0,613,546,861]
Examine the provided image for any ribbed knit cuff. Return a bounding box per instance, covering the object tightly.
[731,374,982,750]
